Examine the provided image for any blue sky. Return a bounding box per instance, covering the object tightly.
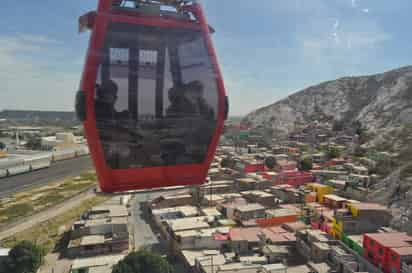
[1,0,411,116]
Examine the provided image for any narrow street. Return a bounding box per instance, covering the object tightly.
[130,192,164,250]
[128,190,190,273]
[127,186,190,251]
[132,200,159,249]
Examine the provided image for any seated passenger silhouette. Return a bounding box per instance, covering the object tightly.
[95,79,118,121]
[185,81,214,119]
[164,81,216,165]
[166,81,214,119]
[166,84,188,117]
[95,79,139,169]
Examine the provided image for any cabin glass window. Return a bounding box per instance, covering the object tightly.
[94,23,219,169]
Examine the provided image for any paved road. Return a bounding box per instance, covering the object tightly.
[130,190,191,273]
[130,189,189,250]
[131,192,162,250]
[0,156,94,198]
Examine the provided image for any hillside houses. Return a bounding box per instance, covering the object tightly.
[135,119,412,273]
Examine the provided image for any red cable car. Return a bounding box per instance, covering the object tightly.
[75,0,228,193]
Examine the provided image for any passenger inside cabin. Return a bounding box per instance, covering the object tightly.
[185,80,215,119]
[95,79,119,121]
[164,81,215,164]
[95,79,134,169]
[166,81,214,119]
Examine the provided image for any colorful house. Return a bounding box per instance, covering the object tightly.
[306,183,334,203]
[276,171,314,187]
[332,203,392,240]
[244,160,266,173]
[275,160,298,172]
[322,194,347,209]
[364,232,412,273]
[256,208,298,227]
[342,234,364,256]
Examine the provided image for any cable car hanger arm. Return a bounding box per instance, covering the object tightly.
[78,0,216,34]
[112,0,197,11]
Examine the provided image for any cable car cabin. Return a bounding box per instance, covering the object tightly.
[76,0,228,193]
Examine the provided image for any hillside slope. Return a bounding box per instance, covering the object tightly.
[243,66,412,133]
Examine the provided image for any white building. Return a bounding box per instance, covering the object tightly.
[41,132,85,150]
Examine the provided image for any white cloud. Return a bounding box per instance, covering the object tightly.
[333,19,340,30]
[345,31,390,48]
[332,32,340,45]
[332,19,340,45]
[347,38,352,49]
[303,24,390,53]
[17,34,60,44]
[0,36,44,54]
[0,34,79,111]
[362,8,369,13]
[351,0,357,8]
[300,25,391,80]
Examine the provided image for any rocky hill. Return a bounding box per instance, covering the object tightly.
[243,65,412,233]
[243,66,412,134]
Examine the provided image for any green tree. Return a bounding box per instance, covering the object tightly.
[327,146,341,159]
[353,121,370,144]
[0,142,5,150]
[112,250,173,273]
[265,156,277,169]
[0,241,45,273]
[353,121,363,135]
[354,145,367,157]
[221,157,235,169]
[332,120,344,132]
[298,156,313,171]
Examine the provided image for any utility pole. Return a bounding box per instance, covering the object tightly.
[211,255,214,273]
[400,210,409,233]
[15,128,19,147]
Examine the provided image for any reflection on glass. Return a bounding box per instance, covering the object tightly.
[94,23,219,169]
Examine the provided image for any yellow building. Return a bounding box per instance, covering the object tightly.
[331,217,343,240]
[306,183,334,203]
